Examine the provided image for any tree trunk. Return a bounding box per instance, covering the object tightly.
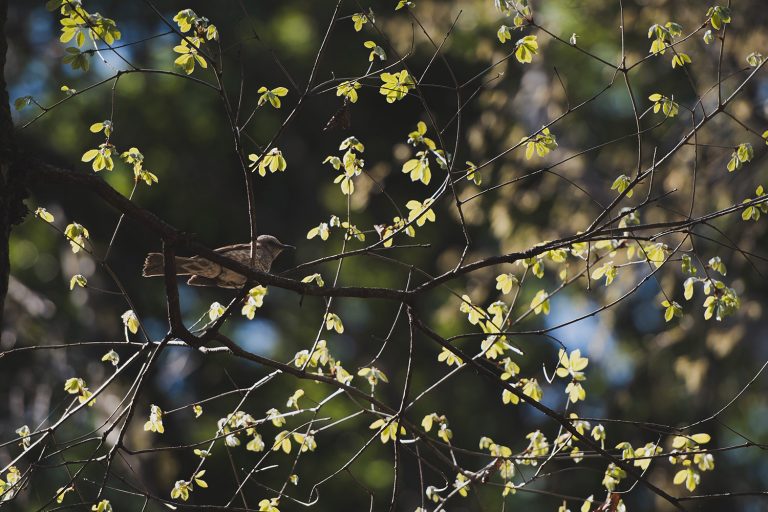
[0,0,28,330]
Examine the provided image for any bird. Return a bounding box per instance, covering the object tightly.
[142,235,294,288]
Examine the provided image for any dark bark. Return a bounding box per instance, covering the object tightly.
[24,159,411,302]
[0,0,29,331]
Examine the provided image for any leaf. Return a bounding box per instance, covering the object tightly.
[530,290,550,315]
[708,256,727,276]
[325,312,344,333]
[611,174,633,197]
[64,377,84,394]
[514,35,538,64]
[378,70,415,103]
[662,300,682,322]
[144,404,164,433]
[690,433,711,444]
[496,273,518,294]
[65,222,90,253]
[302,273,324,287]
[497,25,512,44]
[352,12,370,31]
[363,40,386,61]
[684,277,696,300]
[121,310,140,334]
[14,96,32,111]
[81,149,100,162]
[101,350,119,366]
[671,52,691,68]
[173,9,196,32]
[35,207,55,223]
[69,274,87,290]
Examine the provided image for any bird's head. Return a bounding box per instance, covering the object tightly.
[257,235,295,258]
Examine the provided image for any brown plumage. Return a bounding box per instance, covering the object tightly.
[142,235,293,288]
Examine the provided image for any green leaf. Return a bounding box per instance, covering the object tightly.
[746,52,764,67]
[707,6,732,30]
[101,350,120,366]
[378,70,415,103]
[352,11,372,31]
[325,312,344,333]
[258,86,289,109]
[514,35,538,64]
[144,404,165,433]
[682,254,697,275]
[173,9,197,32]
[363,40,386,61]
[649,93,679,117]
[14,96,32,111]
[35,207,55,223]
[249,148,287,176]
[121,309,140,334]
[611,174,633,197]
[671,52,691,68]
[301,273,325,286]
[497,25,512,44]
[690,433,711,444]
[62,46,90,71]
[336,80,361,103]
[521,127,557,160]
[81,149,100,162]
[661,299,682,322]
[531,290,550,315]
[401,155,431,185]
[683,277,696,300]
[69,274,87,290]
[64,222,90,253]
[242,286,268,319]
[496,273,519,294]
[208,301,225,321]
[708,256,727,276]
[91,499,113,512]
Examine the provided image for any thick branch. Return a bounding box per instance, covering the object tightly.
[24,160,410,302]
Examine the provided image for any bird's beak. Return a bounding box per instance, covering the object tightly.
[279,243,295,251]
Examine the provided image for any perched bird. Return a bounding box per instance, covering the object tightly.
[142,235,294,288]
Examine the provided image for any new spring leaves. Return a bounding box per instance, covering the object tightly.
[81,120,158,185]
[172,9,218,74]
[22,2,757,508]
[38,0,568,281]
[495,2,539,65]
[47,0,121,72]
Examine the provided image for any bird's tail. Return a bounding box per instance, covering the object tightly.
[142,254,195,277]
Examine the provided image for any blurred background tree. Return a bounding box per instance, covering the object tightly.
[1,0,768,511]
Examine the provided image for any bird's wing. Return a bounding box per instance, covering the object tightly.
[214,243,251,254]
[187,275,220,287]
